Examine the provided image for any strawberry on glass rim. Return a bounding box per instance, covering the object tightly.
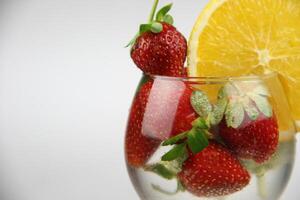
[127,0,187,77]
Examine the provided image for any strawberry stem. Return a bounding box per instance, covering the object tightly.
[148,0,160,23]
[126,0,160,48]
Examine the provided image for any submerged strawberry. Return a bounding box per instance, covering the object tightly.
[215,81,279,163]
[219,115,279,163]
[178,142,250,197]
[125,81,161,167]
[127,1,187,77]
[142,79,197,140]
[126,79,197,167]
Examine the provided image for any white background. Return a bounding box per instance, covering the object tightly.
[0,0,298,199]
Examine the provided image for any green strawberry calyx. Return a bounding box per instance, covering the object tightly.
[220,81,273,128]
[126,0,175,47]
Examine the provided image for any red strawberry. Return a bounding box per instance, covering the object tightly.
[126,79,197,167]
[125,81,161,167]
[127,1,187,77]
[219,115,279,163]
[142,79,197,140]
[182,67,188,77]
[178,142,250,197]
[131,22,187,77]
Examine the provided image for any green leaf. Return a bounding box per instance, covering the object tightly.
[224,82,239,96]
[190,91,212,117]
[150,22,163,33]
[211,97,228,125]
[156,3,173,21]
[146,164,176,180]
[125,32,139,48]
[163,14,174,25]
[177,180,186,192]
[242,97,259,120]
[250,94,273,117]
[244,103,259,120]
[218,86,228,99]
[251,84,270,97]
[210,87,228,125]
[192,118,209,129]
[139,23,152,34]
[225,100,245,128]
[145,148,188,181]
[162,132,187,146]
[162,144,187,161]
[209,86,228,125]
[187,128,209,154]
[161,152,188,174]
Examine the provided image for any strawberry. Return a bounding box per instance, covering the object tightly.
[219,115,279,163]
[126,79,197,167]
[125,81,161,167]
[131,23,187,77]
[212,81,279,163]
[142,79,197,140]
[182,67,188,77]
[127,1,187,77]
[178,142,250,197]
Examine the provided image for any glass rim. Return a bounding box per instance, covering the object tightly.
[146,71,278,83]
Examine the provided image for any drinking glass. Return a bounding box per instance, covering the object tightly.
[125,73,296,200]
